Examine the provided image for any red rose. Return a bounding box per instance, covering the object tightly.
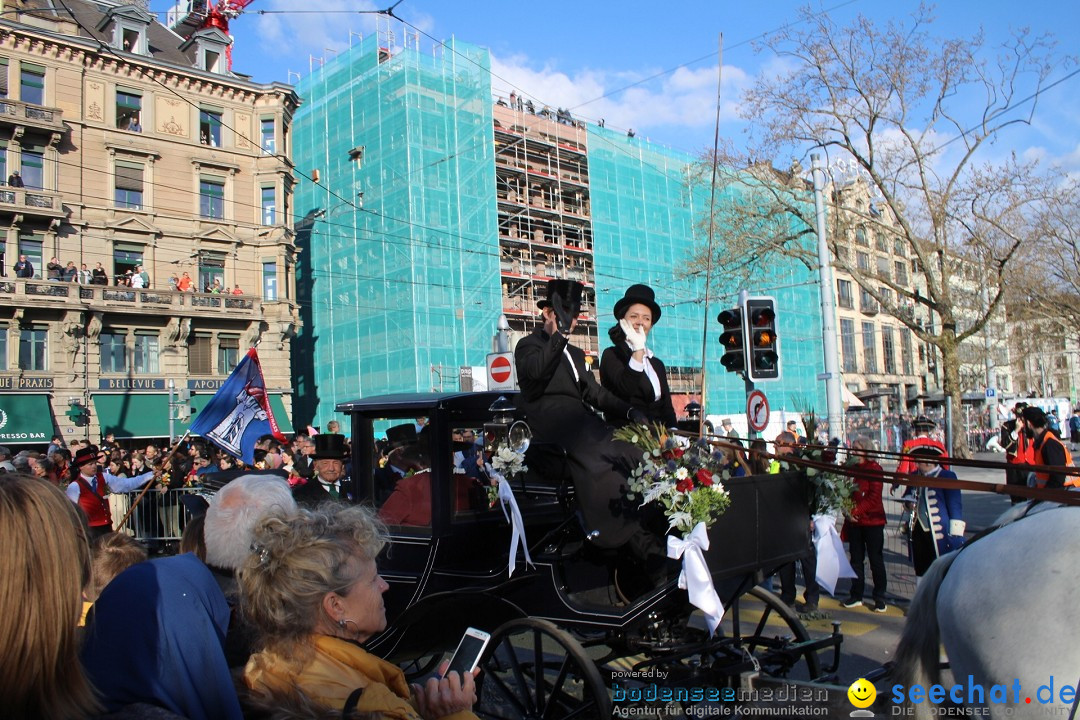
[696,468,713,487]
[676,478,694,493]
[663,447,685,460]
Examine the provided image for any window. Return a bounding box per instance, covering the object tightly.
[875,231,888,252]
[20,63,44,105]
[0,58,8,98]
[876,256,891,281]
[199,109,222,146]
[855,227,868,247]
[20,148,44,189]
[189,334,212,374]
[893,239,906,257]
[116,90,142,131]
[0,323,6,369]
[862,322,878,373]
[218,335,239,373]
[860,288,877,313]
[18,231,42,278]
[114,162,144,209]
[100,331,127,373]
[261,185,275,225]
[121,27,142,53]
[856,251,870,272]
[880,287,893,305]
[133,332,158,374]
[260,117,275,152]
[837,279,853,309]
[19,327,47,371]
[262,260,277,300]
[203,49,222,74]
[901,329,914,375]
[198,250,225,292]
[840,319,857,373]
[0,144,6,183]
[882,326,896,374]
[895,260,908,286]
[199,176,224,219]
[113,242,143,284]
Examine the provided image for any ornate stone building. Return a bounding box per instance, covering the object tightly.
[0,0,299,445]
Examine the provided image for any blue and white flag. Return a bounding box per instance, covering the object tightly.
[190,348,285,465]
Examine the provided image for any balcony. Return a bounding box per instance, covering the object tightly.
[0,186,66,220]
[0,98,66,136]
[0,280,261,318]
[860,298,879,315]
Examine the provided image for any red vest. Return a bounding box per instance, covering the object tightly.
[76,473,112,529]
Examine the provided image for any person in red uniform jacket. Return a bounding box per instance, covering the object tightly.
[841,438,888,612]
[65,445,157,539]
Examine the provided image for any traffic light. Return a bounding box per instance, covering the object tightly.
[176,389,192,421]
[717,307,746,374]
[745,296,780,381]
[65,401,90,427]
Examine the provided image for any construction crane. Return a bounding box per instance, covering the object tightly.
[166,0,257,70]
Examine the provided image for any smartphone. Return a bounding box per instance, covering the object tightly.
[442,627,491,678]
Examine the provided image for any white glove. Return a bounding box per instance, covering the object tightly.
[620,318,647,352]
[948,519,966,536]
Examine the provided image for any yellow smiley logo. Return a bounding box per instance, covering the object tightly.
[848,678,876,708]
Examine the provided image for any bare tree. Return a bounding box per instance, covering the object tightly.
[689,5,1071,454]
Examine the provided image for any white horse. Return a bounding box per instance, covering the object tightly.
[893,503,1080,720]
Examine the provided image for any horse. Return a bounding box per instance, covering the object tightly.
[892,503,1080,719]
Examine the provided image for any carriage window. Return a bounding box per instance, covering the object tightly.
[373,419,433,528]
[452,426,492,519]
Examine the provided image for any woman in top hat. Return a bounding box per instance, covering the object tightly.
[292,433,351,507]
[600,283,676,429]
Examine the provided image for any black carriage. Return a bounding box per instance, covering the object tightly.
[340,391,843,718]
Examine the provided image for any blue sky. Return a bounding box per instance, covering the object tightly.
[153,0,1080,168]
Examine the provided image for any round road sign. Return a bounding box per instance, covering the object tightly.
[490,355,512,384]
[746,390,770,433]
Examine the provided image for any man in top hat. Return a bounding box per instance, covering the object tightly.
[292,433,350,506]
[374,423,418,503]
[905,446,964,578]
[515,278,657,562]
[65,444,158,539]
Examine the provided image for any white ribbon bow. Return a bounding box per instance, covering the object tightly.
[812,514,856,596]
[667,522,724,635]
[486,464,534,577]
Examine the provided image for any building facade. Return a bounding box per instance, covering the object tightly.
[292,27,828,427]
[0,0,299,446]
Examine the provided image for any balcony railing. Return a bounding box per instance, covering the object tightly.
[0,280,260,317]
[0,98,66,134]
[0,186,65,219]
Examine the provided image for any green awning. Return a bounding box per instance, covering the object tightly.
[92,393,294,439]
[0,394,55,444]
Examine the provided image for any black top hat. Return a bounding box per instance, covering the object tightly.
[384,423,418,451]
[73,444,101,468]
[612,283,661,323]
[912,415,936,430]
[311,433,348,460]
[537,278,584,312]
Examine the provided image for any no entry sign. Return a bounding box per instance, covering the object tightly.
[746,390,770,433]
[487,352,516,390]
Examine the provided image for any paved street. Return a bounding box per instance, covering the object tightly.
[805,453,1016,683]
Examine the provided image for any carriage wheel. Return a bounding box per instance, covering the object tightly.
[475,617,611,720]
[727,586,822,681]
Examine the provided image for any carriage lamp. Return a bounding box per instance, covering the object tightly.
[485,395,531,455]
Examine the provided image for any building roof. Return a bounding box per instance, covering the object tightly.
[16,0,196,66]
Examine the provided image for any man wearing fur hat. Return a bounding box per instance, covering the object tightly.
[516,279,659,568]
[292,433,350,506]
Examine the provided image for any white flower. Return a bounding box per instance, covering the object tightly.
[675,467,689,481]
[667,510,693,532]
[712,482,727,495]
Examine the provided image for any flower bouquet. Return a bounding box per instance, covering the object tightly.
[616,423,732,534]
[615,423,732,634]
[484,446,533,576]
[486,445,527,508]
[778,445,856,516]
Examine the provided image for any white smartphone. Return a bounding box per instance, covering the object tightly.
[442,627,491,678]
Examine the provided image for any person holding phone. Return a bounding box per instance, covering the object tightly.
[239,504,479,719]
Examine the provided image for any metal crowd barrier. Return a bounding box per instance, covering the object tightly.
[108,487,206,543]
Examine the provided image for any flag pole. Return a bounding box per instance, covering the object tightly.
[115,430,191,532]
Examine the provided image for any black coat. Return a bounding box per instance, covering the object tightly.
[515,329,641,548]
[599,343,676,429]
[291,474,347,507]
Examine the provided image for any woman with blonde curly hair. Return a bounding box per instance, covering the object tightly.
[239,504,478,719]
[0,473,99,719]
